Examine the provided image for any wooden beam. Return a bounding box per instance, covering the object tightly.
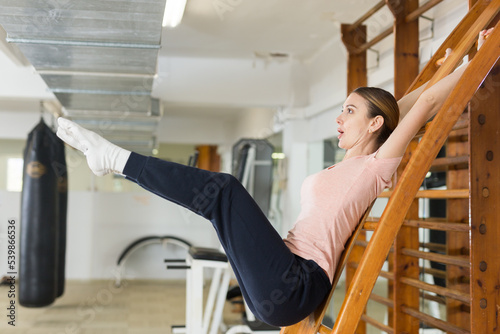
[469,60,500,334]
[196,145,220,172]
[383,2,420,332]
[387,0,420,99]
[341,24,367,93]
[346,230,367,334]
[446,120,472,330]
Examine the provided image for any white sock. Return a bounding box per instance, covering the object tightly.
[56,118,131,176]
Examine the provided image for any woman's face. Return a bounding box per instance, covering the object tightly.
[336,93,373,150]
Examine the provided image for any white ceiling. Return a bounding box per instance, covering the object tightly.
[160,0,372,59]
[155,0,384,117]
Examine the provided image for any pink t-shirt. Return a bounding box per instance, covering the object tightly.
[283,152,402,282]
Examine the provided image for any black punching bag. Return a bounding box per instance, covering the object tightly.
[20,119,64,307]
[54,131,68,297]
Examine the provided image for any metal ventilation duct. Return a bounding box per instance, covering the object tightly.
[0,0,166,154]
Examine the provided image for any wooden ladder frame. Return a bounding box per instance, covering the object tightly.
[280,0,500,332]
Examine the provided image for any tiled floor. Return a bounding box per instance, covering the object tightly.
[0,279,442,333]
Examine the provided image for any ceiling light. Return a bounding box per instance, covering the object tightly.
[162,0,188,28]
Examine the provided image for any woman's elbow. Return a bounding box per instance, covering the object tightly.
[419,91,439,119]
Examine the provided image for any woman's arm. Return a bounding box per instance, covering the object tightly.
[397,82,428,121]
[397,48,455,120]
[377,28,493,159]
[377,62,468,159]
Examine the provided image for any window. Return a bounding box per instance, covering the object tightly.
[7,158,23,192]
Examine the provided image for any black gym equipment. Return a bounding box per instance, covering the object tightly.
[19,119,68,307]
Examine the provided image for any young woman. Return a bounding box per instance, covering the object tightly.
[56,30,492,326]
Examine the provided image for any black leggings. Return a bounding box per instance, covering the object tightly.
[123,152,331,326]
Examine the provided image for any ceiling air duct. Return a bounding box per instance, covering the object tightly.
[0,0,166,155]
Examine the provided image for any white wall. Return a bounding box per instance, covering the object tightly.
[0,109,48,140]
[0,51,53,100]
[153,56,293,107]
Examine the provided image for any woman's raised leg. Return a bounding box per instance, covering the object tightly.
[123,153,331,325]
[57,118,331,326]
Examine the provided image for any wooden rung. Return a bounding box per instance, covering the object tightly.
[401,306,471,334]
[420,267,446,280]
[401,248,470,267]
[405,0,445,22]
[355,240,394,253]
[452,113,470,131]
[415,113,469,138]
[422,292,447,305]
[405,219,470,232]
[360,314,394,334]
[357,26,393,53]
[370,293,394,308]
[419,242,447,253]
[400,277,470,304]
[378,189,469,199]
[346,0,385,32]
[348,263,394,280]
[429,155,469,172]
[363,222,378,230]
[354,239,368,247]
[317,324,332,334]
[366,219,470,232]
[379,270,394,280]
[449,127,468,139]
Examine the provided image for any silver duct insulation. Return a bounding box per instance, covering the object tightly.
[0,0,166,154]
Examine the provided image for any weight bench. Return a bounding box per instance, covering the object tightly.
[168,246,232,334]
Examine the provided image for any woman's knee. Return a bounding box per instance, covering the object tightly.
[191,173,240,215]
